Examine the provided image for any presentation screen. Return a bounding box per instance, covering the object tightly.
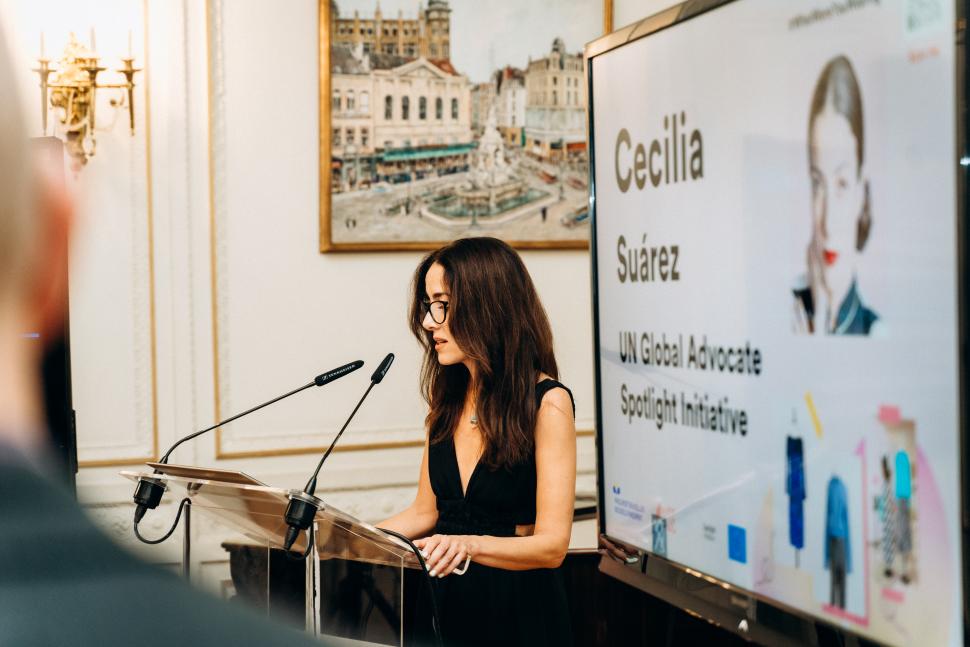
[590,1,963,644]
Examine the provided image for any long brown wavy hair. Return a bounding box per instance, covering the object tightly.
[409,237,558,469]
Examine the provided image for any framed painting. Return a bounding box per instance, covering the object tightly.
[319,0,613,251]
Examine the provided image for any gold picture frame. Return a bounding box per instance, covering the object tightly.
[319,0,613,252]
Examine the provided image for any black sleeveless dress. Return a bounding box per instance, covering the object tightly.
[426,379,575,647]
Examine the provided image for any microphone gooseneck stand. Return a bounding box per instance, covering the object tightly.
[281,353,444,647]
[283,353,395,552]
[130,360,365,545]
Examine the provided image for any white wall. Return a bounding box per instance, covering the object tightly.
[1,0,599,593]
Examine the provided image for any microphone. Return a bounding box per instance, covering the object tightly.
[315,361,365,386]
[283,353,395,552]
[132,360,365,526]
[370,352,394,384]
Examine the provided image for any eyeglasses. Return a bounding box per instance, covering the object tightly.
[421,299,449,324]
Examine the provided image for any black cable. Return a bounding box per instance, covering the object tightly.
[377,527,444,647]
[133,497,191,545]
[285,525,316,562]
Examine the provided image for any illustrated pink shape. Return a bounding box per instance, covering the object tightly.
[878,405,901,424]
[881,588,905,603]
[822,604,870,627]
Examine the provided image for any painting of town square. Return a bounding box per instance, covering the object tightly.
[321,0,605,250]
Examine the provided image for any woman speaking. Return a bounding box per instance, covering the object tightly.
[379,237,576,646]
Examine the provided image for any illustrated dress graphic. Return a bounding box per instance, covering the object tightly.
[895,450,913,583]
[786,436,806,566]
[877,455,896,577]
[824,476,851,609]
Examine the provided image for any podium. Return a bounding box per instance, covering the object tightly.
[122,464,422,646]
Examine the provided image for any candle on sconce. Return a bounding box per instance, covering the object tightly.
[127,29,132,58]
[89,27,96,52]
[40,32,45,59]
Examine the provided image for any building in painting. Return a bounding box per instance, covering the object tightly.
[331,0,451,59]
[330,44,472,192]
[524,37,586,162]
[470,81,496,134]
[493,66,526,147]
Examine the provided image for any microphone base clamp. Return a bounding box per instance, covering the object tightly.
[283,490,322,552]
[132,477,166,523]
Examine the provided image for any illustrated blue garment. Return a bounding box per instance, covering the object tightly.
[834,279,879,335]
[824,476,851,573]
[786,436,805,549]
[895,450,912,500]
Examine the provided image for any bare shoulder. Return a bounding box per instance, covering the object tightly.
[539,387,573,418]
[536,382,575,440]
[535,389,575,462]
[536,374,573,415]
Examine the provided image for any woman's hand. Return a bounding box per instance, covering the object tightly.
[414,534,474,577]
[599,534,639,564]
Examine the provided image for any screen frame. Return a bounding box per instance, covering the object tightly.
[585,1,970,644]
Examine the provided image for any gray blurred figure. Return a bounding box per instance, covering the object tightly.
[0,25,325,647]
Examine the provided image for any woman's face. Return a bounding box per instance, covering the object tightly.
[423,262,469,368]
[809,105,866,286]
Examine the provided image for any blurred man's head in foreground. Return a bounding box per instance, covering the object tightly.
[0,26,72,453]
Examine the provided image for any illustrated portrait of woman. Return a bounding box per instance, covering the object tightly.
[378,237,577,646]
[793,55,880,335]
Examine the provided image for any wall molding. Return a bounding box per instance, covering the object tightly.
[77,0,160,467]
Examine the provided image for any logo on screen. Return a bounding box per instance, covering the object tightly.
[907,0,943,34]
[728,524,747,564]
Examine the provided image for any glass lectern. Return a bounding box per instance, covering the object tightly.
[121,464,421,646]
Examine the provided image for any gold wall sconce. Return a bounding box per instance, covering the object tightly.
[33,31,141,170]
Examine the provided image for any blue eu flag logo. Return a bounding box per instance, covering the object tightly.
[728,525,747,564]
